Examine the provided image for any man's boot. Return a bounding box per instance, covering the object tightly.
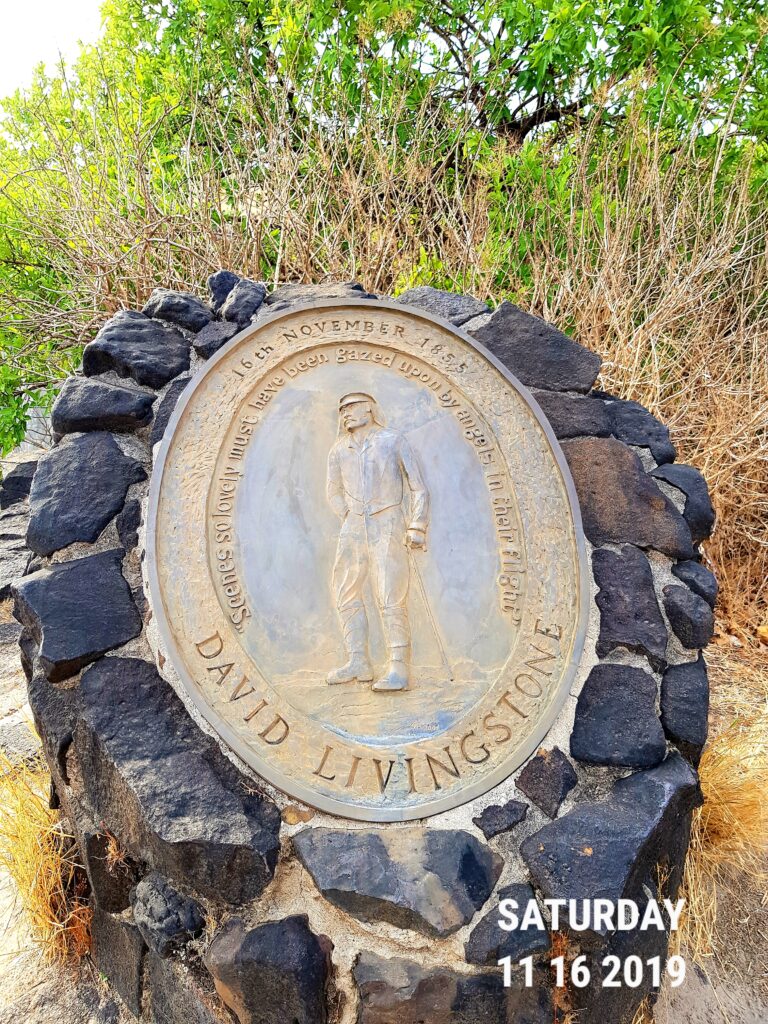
[373,644,410,691]
[373,605,410,691]
[327,606,373,685]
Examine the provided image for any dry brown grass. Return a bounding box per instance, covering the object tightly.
[678,644,768,972]
[0,751,91,964]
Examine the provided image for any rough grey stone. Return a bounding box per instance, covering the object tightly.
[130,872,205,957]
[73,657,281,903]
[606,399,676,464]
[207,269,241,313]
[83,827,138,913]
[469,301,601,392]
[472,799,528,840]
[204,916,331,1024]
[0,459,37,508]
[651,463,716,543]
[27,433,146,556]
[192,320,239,359]
[83,310,190,389]
[532,390,611,439]
[521,754,702,940]
[142,288,213,333]
[90,907,146,1016]
[0,539,32,600]
[571,664,667,768]
[354,950,551,1024]
[661,655,709,764]
[263,280,375,312]
[116,499,141,552]
[51,378,154,437]
[220,279,268,326]
[562,437,694,559]
[593,545,667,669]
[396,286,489,326]
[0,506,28,541]
[0,621,22,644]
[662,585,715,649]
[293,827,501,937]
[465,882,549,966]
[145,954,223,1024]
[12,550,142,682]
[672,559,718,608]
[150,375,191,448]
[515,746,577,818]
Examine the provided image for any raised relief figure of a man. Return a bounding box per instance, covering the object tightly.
[327,392,430,692]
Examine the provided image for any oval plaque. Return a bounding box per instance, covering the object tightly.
[147,300,588,820]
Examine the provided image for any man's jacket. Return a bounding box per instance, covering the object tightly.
[327,426,429,531]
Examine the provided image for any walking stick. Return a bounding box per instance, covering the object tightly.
[407,544,455,682]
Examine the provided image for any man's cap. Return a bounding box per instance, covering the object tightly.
[339,392,375,410]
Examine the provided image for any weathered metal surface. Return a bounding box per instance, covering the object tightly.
[147,300,588,820]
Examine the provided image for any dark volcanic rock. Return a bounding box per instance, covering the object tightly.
[472,799,528,840]
[396,286,489,326]
[571,664,667,768]
[116,499,141,552]
[146,954,223,1024]
[150,375,191,448]
[130,872,205,957]
[220,279,268,326]
[663,585,715,649]
[73,657,281,903]
[606,398,676,464]
[192,320,239,359]
[661,655,709,763]
[0,459,37,509]
[532,390,611,439]
[91,908,146,1016]
[83,827,138,913]
[51,377,154,436]
[354,950,552,1024]
[562,437,694,559]
[142,288,213,333]
[26,432,146,556]
[651,463,716,543]
[672,559,718,608]
[465,882,550,966]
[521,753,702,940]
[515,746,577,818]
[204,916,330,1024]
[581,906,670,1024]
[207,269,241,313]
[26,673,78,789]
[12,550,142,682]
[293,827,501,937]
[83,310,190,389]
[593,545,667,669]
[469,301,601,393]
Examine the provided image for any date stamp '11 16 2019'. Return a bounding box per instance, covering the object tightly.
[146,300,589,821]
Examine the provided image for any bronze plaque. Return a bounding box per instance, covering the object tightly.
[147,300,588,820]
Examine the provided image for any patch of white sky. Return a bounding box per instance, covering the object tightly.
[0,0,105,99]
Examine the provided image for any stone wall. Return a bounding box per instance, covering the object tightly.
[4,276,717,1024]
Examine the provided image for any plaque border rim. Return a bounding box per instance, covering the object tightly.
[146,297,591,822]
